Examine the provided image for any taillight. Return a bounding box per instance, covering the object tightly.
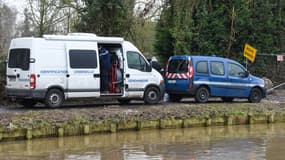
[30,74,36,89]
[189,66,194,78]
[188,58,194,78]
[189,83,192,89]
[165,60,170,77]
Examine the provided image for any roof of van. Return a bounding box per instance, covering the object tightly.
[169,55,234,62]
[43,34,124,43]
[12,33,124,43]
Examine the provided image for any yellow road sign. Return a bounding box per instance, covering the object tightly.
[243,44,257,63]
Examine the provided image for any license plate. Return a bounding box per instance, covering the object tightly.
[168,80,176,84]
[9,77,16,82]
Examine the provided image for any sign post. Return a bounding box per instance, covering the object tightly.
[243,44,257,69]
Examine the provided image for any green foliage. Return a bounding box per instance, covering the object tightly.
[0,55,5,80]
[76,0,159,56]
[130,20,156,58]
[155,0,285,66]
[76,0,135,38]
[154,1,175,63]
[0,55,6,103]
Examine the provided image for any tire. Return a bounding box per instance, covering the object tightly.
[248,88,262,103]
[195,86,210,103]
[19,99,37,107]
[221,97,234,102]
[169,94,182,102]
[144,87,161,104]
[44,89,64,108]
[118,99,131,105]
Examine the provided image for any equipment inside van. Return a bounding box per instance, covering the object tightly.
[165,55,266,103]
[6,33,164,107]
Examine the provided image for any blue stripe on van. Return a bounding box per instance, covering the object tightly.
[40,70,67,74]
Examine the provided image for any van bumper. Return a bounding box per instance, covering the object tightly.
[6,88,46,99]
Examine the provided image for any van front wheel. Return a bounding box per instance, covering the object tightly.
[248,88,262,103]
[195,87,209,103]
[144,87,161,104]
[45,89,64,108]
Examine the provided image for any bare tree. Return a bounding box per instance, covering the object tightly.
[129,0,165,55]
[0,2,17,55]
[135,0,165,20]
[27,0,80,37]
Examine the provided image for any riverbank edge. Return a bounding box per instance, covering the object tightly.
[0,103,285,142]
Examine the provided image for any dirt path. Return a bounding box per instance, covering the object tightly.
[263,89,285,103]
[0,90,284,112]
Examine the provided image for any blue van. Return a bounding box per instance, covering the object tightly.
[165,55,266,103]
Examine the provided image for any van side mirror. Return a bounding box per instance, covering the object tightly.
[245,71,249,77]
[5,58,8,63]
[238,71,249,78]
[242,71,249,78]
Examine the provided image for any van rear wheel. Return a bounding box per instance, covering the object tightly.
[248,88,262,103]
[45,89,64,108]
[195,87,209,103]
[144,87,161,104]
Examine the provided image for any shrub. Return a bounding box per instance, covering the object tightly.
[0,55,7,103]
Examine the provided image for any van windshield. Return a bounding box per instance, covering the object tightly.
[8,49,30,70]
[168,59,188,73]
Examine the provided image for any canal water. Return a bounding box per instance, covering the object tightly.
[0,124,285,160]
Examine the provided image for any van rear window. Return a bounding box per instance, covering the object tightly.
[168,59,188,73]
[8,49,30,70]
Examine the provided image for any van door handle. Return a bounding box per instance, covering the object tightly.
[66,74,70,78]
[93,74,100,78]
[126,74,130,78]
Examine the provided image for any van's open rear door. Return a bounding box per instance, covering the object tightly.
[165,57,193,93]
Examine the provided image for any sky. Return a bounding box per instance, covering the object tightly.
[3,0,26,10]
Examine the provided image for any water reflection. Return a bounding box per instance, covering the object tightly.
[0,124,285,160]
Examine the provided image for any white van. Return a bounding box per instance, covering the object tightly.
[6,33,164,107]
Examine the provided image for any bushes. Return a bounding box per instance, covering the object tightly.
[0,55,7,104]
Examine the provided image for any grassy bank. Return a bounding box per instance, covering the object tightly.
[0,102,284,141]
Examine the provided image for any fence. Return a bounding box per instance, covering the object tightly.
[249,54,285,87]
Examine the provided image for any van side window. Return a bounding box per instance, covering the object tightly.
[228,63,246,77]
[127,51,147,71]
[69,50,97,68]
[8,49,30,70]
[196,61,208,74]
[210,61,224,75]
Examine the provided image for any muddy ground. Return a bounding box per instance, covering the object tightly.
[0,90,284,129]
